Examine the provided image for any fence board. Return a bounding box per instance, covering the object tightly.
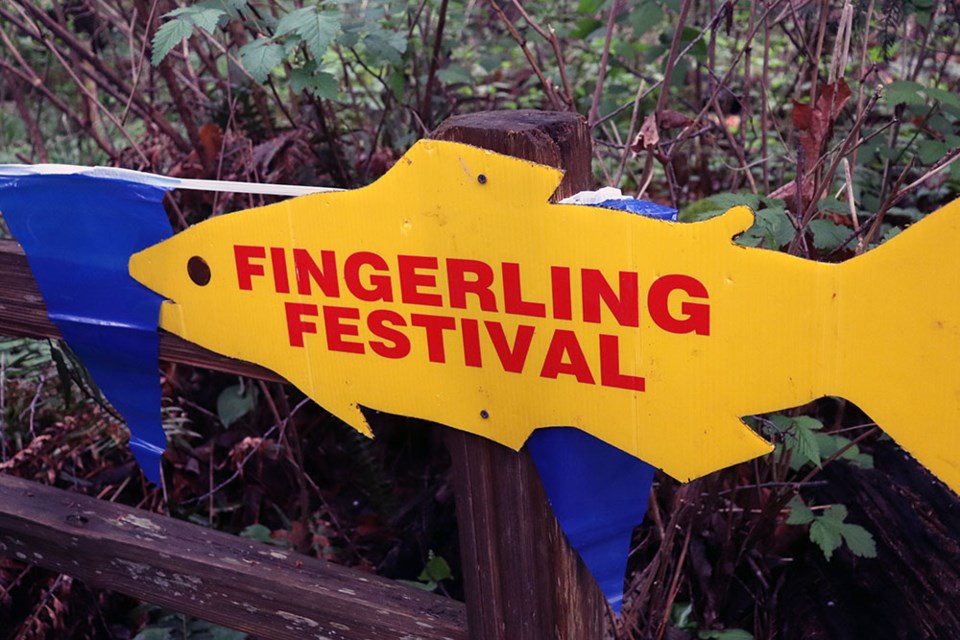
[0,473,466,639]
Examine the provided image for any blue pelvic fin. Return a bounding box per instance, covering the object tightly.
[0,171,174,483]
[527,428,655,614]
[528,196,673,613]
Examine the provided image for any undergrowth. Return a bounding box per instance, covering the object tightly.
[0,0,958,637]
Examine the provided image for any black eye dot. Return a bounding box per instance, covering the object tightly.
[187,256,211,286]
[477,174,487,185]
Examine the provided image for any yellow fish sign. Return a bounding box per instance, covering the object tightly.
[129,140,960,491]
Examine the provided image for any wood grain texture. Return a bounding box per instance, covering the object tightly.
[432,110,614,640]
[0,473,466,640]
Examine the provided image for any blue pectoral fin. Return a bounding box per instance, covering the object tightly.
[0,172,174,484]
[527,428,655,614]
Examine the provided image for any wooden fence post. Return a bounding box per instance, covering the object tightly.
[431,110,614,640]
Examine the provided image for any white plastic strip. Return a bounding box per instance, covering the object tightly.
[169,176,342,196]
[0,164,342,196]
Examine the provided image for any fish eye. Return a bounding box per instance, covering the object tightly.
[187,256,211,286]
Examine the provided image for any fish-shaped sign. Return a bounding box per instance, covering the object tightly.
[2,140,959,612]
[129,139,960,494]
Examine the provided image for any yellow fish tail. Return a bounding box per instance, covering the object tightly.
[837,197,960,492]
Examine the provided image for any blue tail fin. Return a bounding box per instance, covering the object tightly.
[0,171,173,483]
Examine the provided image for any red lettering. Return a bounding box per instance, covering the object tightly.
[540,329,595,384]
[345,251,393,302]
[503,262,546,317]
[648,274,710,335]
[599,334,645,391]
[285,302,319,347]
[270,247,290,294]
[551,266,572,320]
[368,309,410,358]
[323,305,364,354]
[485,322,534,373]
[399,255,443,306]
[461,318,482,367]
[294,249,339,297]
[235,245,266,290]
[447,258,497,312]
[582,269,639,327]
[410,313,456,363]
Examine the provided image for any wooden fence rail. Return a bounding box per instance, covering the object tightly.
[0,110,610,639]
[0,473,466,640]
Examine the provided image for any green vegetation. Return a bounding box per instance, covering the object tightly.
[0,0,958,637]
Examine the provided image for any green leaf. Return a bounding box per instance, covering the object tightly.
[917,139,948,165]
[437,65,474,85]
[152,18,194,66]
[216,384,259,427]
[699,630,754,640]
[679,193,760,222]
[568,18,604,39]
[419,553,452,583]
[364,31,406,67]
[396,578,438,591]
[681,26,707,61]
[786,416,822,468]
[924,86,960,111]
[239,523,287,547]
[276,7,341,60]
[814,433,874,468]
[810,516,843,560]
[206,0,251,14]
[209,626,249,639]
[808,504,877,560]
[668,602,697,631]
[880,225,903,243]
[786,496,815,525]
[166,5,225,34]
[840,522,878,558]
[884,80,927,106]
[577,0,606,14]
[239,39,285,83]
[133,629,174,640]
[808,219,849,251]
[821,503,848,522]
[290,69,338,99]
[239,523,272,543]
[752,205,795,248]
[50,345,73,407]
[630,2,664,35]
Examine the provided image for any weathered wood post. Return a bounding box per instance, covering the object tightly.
[431,111,614,640]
